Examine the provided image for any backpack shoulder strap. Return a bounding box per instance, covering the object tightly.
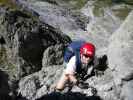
[75,51,82,73]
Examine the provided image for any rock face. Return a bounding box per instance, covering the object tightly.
[0,0,133,100]
[16,0,88,39]
[0,6,70,76]
[108,10,133,100]
[108,10,133,81]
[42,44,65,66]
[81,0,133,50]
[18,65,64,100]
[16,0,132,53]
[18,10,133,100]
[0,6,70,99]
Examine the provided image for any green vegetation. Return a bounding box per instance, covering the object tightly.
[0,45,17,79]
[112,6,132,20]
[70,0,88,9]
[93,0,132,19]
[0,45,7,65]
[0,0,18,9]
[93,0,113,17]
[0,0,39,22]
[63,0,88,9]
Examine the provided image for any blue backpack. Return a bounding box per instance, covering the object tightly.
[64,40,85,73]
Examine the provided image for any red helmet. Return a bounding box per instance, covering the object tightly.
[80,42,95,58]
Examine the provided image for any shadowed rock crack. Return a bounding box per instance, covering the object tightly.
[37,92,102,100]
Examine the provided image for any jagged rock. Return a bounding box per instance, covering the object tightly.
[0,7,70,77]
[0,6,70,99]
[0,1,133,100]
[81,1,133,50]
[18,73,39,100]
[108,10,133,82]
[84,68,119,100]
[16,0,93,41]
[18,65,64,100]
[42,44,65,66]
[17,0,132,51]
[17,1,81,30]
[108,10,133,100]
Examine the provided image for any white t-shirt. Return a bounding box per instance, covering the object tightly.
[64,56,77,75]
[64,56,96,75]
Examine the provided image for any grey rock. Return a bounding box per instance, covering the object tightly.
[18,65,64,100]
[0,6,70,99]
[42,44,65,66]
[108,10,133,82]
[81,1,129,50]
[18,73,39,100]
[0,7,70,77]
[108,10,133,100]
[120,80,133,100]
[0,1,133,100]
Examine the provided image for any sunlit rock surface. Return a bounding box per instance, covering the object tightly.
[0,0,133,100]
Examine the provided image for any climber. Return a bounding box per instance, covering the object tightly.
[54,40,98,92]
